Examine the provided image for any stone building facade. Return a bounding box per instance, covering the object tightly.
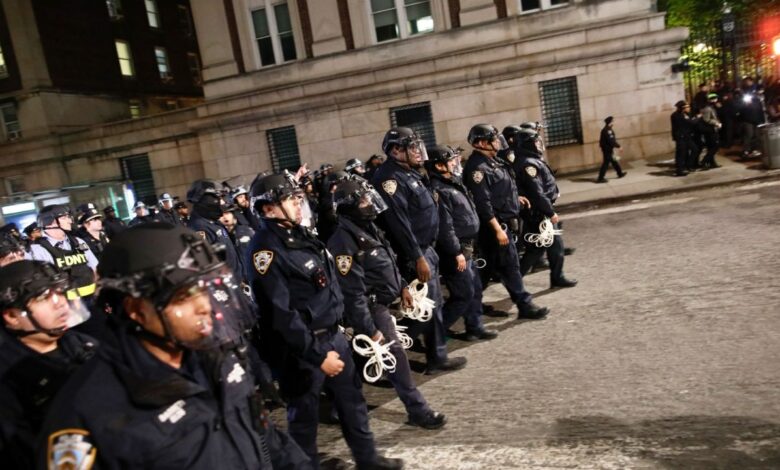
[0,0,688,208]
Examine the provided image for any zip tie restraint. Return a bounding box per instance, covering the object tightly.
[523,218,562,248]
[400,279,435,322]
[390,315,413,349]
[352,334,397,383]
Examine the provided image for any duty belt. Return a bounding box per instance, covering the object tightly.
[66,283,96,300]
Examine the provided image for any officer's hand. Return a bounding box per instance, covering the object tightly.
[401,287,414,309]
[496,228,509,246]
[551,213,560,224]
[416,256,431,282]
[321,351,344,377]
[371,331,384,344]
[518,196,531,209]
[456,254,466,272]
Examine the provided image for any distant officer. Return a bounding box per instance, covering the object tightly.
[230,185,261,229]
[328,179,447,429]
[156,192,181,225]
[75,203,110,258]
[248,173,403,470]
[1,230,26,266]
[364,154,384,181]
[102,206,126,238]
[463,124,549,320]
[316,170,350,243]
[700,93,723,169]
[372,127,467,375]
[0,260,96,468]
[220,205,256,284]
[671,100,696,176]
[174,201,190,224]
[512,128,577,288]
[597,116,627,182]
[38,224,310,469]
[187,179,244,283]
[23,222,42,243]
[344,158,368,178]
[427,145,497,341]
[128,201,155,226]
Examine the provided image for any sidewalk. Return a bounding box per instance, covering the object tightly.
[555,151,780,211]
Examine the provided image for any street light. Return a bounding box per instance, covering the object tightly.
[773,36,780,56]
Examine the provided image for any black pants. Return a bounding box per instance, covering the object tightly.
[674,139,690,174]
[477,224,533,306]
[702,131,719,166]
[598,151,623,180]
[520,220,565,283]
[687,136,702,169]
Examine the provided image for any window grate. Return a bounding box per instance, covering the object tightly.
[538,77,582,147]
[267,126,301,172]
[389,102,436,148]
[120,154,156,204]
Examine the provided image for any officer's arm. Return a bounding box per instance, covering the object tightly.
[376,179,423,260]
[610,131,620,149]
[28,244,55,265]
[79,240,99,271]
[250,251,330,367]
[464,168,496,223]
[519,167,555,217]
[327,237,377,337]
[436,193,461,257]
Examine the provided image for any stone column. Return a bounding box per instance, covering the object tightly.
[307,0,347,56]
[459,0,498,27]
[190,0,240,82]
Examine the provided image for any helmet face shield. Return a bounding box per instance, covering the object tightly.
[21,288,91,335]
[158,267,250,350]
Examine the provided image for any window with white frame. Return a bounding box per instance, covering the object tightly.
[154,47,171,81]
[106,0,123,20]
[0,44,8,79]
[370,0,434,43]
[251,1,296,67]
[0,102,21,141]
[115,40,135,77]
[145,0,160,28]
[518,0,568,13]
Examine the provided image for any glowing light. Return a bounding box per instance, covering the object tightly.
[693,43,707,53]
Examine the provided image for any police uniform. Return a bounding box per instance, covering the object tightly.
[463,151,535,309]
[188,213,244,283]
[598,122,624,181]
[156,208,181,226]
[429,171,485,334]
[514,148,569,284]
[0,328,96,468]
[230,223,255,284]
[327,217,435,421]
[248,222,380,468]
[371,158,448,367]
[37,316,307,470]
[75,228,109,259]
[128,214,156,226]
[28,233,97,301]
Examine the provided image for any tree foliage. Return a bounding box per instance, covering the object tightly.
[660,0,779,37]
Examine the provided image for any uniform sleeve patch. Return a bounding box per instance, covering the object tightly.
[381,180,397,196]
[472,170,484,183]
[336,255,353,276]
[47,428,97,470]
[196,231,207,240]
[253,250,274,275]
[433,191,439,203]
[525,166,538,177]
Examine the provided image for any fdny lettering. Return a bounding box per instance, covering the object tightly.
[158,399,187,424]
[55,253,88,269]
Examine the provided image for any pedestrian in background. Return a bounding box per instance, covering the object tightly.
[596,116,626,183]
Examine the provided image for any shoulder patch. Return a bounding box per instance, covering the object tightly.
[433,191,439,203]
[525,166,538,177]
[381,180,397,196]
[196,230,207,240]
[253,250,274,275]
[472,170,484,184]
[336,255,353,276]
[47,428,97,470]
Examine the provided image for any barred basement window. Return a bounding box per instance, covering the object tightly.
[120,154,156,203]
[267,126,301,172]
[538,77,582,147]
[389,102,436,148]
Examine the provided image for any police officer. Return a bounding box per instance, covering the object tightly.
[37,224,310,469]
[1,231,25,267]
[128,201,155,226]
[23,222,42,244]
[671,100,695,177]
[220,205,256,284]
[463,124,549,320]
[174,201,191,224]
[597,116,626,182]
[28,205,98,301]
[315,170,350,243]
[75,203,110,258]
[512,128,577,288]
[248,173,403,470]
[102,206,126,238]
[427,145,497,341]
[364,154,384,181]
[372,127,467,375]
[230,185,261,230]
[344,158,368,178]
[327,179,447,429]
[0,260,96,468]
[187,179,244,283]
[156,192,181,225]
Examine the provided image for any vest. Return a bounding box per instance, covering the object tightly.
[35,237,96,299]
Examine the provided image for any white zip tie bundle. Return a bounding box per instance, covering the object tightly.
[352,334,397,383]
[523,218,562,248]
[390,316,413,349]
[400,280,435,322]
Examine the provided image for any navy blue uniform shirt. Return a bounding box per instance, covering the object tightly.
[463,151,520,223]
[514,148,559,218]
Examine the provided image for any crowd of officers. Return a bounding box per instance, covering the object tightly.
[0,122,577,469]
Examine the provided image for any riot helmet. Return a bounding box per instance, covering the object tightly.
[0,260,91,336]
[333,179,388,222]
[425,145,463,177]
[382,127,428,167]
[249,172,311,227]
[0,232,25,267]
[345,158,366,175]
[38,204,73,232]
[188,179,228,221]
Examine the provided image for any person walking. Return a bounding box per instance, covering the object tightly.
[596,116,626,182]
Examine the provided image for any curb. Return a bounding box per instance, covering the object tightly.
[557,171,780,213]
